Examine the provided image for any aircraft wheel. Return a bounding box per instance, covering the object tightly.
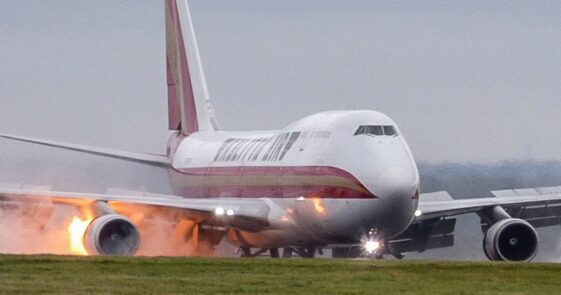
[270,248,280,258]
[282,247,293,258]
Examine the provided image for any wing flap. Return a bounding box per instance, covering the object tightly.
[390,235,454,254]
[491,186,561,198]
[389,218,456,253]
[493,203,561,229]
[525,217,561,228]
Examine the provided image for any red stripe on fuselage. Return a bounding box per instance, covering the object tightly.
[169,166,377,199]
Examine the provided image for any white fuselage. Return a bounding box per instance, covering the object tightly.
[167,110,420,248]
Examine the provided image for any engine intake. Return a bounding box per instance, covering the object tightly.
[483,218,538,262]
[84,214,140,256]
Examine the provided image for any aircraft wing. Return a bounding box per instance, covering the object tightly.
[416,188,561,223]
[0,134,169,168]
[389,186,561,255]
[0,186,271,232]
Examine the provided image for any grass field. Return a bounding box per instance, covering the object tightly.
[0,256,560,294]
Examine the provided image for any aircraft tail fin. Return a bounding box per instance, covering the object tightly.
[166,0,219,134]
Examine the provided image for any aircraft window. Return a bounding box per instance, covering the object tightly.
[367,126,384,136]
[383,126,396,136]
[354,126,366,136]
[354,125,398,137]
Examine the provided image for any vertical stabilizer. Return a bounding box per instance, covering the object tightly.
[166,0,219,134]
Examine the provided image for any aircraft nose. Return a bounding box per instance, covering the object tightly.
[375,166,418,199]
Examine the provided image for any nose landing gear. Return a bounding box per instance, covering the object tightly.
[363,234,404,260]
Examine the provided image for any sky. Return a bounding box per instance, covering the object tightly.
[1,0,561,162]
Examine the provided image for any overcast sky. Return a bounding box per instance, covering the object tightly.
[1,0,561,162]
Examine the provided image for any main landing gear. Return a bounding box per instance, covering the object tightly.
[239,242,405,259]
[240,246,318,258]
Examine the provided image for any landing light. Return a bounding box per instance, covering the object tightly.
[215,207,225,216]
[414,210,422,217]
[364,240,380,254]
[226,209,235,216]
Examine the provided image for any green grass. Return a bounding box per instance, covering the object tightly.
[0,256,560,294]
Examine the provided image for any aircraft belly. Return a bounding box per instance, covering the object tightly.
[227,198,413,248]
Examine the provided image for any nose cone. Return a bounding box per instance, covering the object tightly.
[376,167,418,199]
[372,166,419,237]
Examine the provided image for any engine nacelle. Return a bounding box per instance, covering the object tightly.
[84,214,140,256]
[483,218,538,262]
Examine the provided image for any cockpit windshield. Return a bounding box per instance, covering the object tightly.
[354,125,397,137]
[383,126,396,136]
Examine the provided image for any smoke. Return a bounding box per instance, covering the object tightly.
[0,141,239,257]
[0,202,78,255]
[115,205,215,257]
[0,201,234,257]
[108,203,238,257]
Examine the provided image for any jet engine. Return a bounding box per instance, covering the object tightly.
[84,214,140,256]
[483,218,538,262]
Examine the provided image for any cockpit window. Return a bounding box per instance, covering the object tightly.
[354,125,398,137]
[383,126,396,136]
[354,126,366,136]
[366,126,384,136]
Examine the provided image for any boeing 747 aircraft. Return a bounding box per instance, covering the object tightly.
[1,0,561,261]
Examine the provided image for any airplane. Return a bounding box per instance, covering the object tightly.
[1,0,561,261]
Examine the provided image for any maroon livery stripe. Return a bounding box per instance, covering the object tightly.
[169,166,377,199]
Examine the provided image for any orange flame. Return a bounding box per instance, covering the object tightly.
[312,198,326,215]
[68,216,91,256]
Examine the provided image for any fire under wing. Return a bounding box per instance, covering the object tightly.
[0,185,271,233]
[392,187,561,255]
[3,183,561,259]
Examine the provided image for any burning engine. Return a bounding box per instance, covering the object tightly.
[84,214,141,256]
[483,218,538,262]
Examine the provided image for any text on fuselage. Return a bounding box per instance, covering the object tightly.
[213,132,301,163]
